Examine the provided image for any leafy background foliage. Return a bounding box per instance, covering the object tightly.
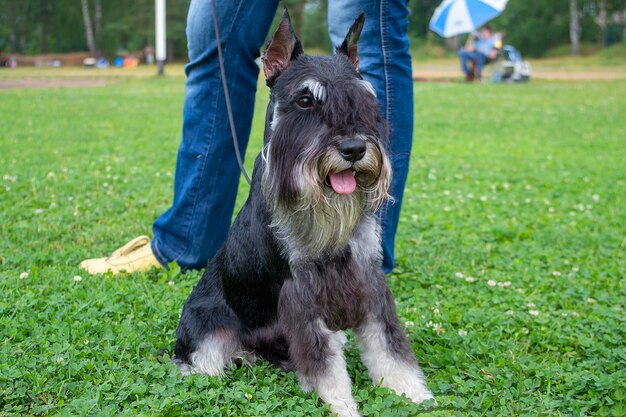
[1,0,625,59]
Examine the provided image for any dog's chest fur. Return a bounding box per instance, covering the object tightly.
[299,247,369,331]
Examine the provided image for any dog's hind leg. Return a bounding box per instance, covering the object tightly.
[355,274,435,405]
[279,281,361,417]
[173,274,243,376]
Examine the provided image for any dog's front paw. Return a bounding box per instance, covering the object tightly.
[403,385,437,407]
[330,401,361,417]
[383,374,437,407]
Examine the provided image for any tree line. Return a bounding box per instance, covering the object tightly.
[0,0,624,60]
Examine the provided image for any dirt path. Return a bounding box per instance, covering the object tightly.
[0,78,109,89]
[1,66,624,90]
[412,65,626,81]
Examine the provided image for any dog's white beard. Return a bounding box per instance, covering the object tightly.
[272,190,364,257]
[264,141,390,259]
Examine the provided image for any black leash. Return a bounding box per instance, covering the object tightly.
[210,1,252,185]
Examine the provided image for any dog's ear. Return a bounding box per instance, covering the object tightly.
[337,13,365,70]
[263,7,303,84]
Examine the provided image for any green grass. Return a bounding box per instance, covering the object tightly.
[1,73,625,416]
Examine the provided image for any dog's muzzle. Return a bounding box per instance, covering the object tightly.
[324,139,366,195]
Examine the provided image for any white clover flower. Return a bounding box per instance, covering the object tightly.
[591,194,600,202]
[524,198,531,204]
[552,271,562,277]
[168,280,175,286]
[465,276,475,283]
[571,311,580,317]
[527,303,536,308]
[35,208,44,215]
[83,339,90,345]
[432,323,444,335]
[458,329,468,337]
[586,297,596,304]
[455,272,464,279]
[404,321,415,327]
[529,310,539,316]
[47,171,55,178]
[443,206,451,212]
[487,280,497,287]
[443,190,450,195]
[525,184,532,190]
[245,393,253,401]
[521,328,530,334]
[480,195,488,202]
[73,275,82,282]
[548,207,555,213]
[572,266,579,272]
[56,357,65,364]
[506,309,515,316]
[411,214,418,222]
[435,284,443,289]
[19,272,29,279]
[3,174,17,182]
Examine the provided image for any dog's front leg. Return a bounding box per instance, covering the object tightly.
[355,274,435,405]
[279,280,361,417]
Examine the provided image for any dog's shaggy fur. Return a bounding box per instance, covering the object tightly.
[173,10,434,416]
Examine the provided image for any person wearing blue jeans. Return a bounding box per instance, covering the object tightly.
[80,0,413,275]
[458,25,498,81]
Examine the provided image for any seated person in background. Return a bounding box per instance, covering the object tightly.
[458,25,499,82]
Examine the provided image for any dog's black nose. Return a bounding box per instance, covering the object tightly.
[338,139,366,163]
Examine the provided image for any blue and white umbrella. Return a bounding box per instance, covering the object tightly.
[429,0,508,38]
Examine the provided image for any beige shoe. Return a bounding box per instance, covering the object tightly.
[80,236,163,275]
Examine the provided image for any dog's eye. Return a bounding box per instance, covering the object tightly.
[296,96,313,109]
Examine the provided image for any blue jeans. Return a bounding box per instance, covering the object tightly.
[459,49,488,77]
[152,0,413,274]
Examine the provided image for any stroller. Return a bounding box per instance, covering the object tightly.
[492,45,532,83]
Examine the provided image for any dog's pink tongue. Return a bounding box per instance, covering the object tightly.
[328,170,357,194]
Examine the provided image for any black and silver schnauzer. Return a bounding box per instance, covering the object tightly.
[173,10,434,416]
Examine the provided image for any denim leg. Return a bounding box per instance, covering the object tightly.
[458,49,471,75]
[329,0,413,274]
[473,52,487,77]
[152,0,279,270]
